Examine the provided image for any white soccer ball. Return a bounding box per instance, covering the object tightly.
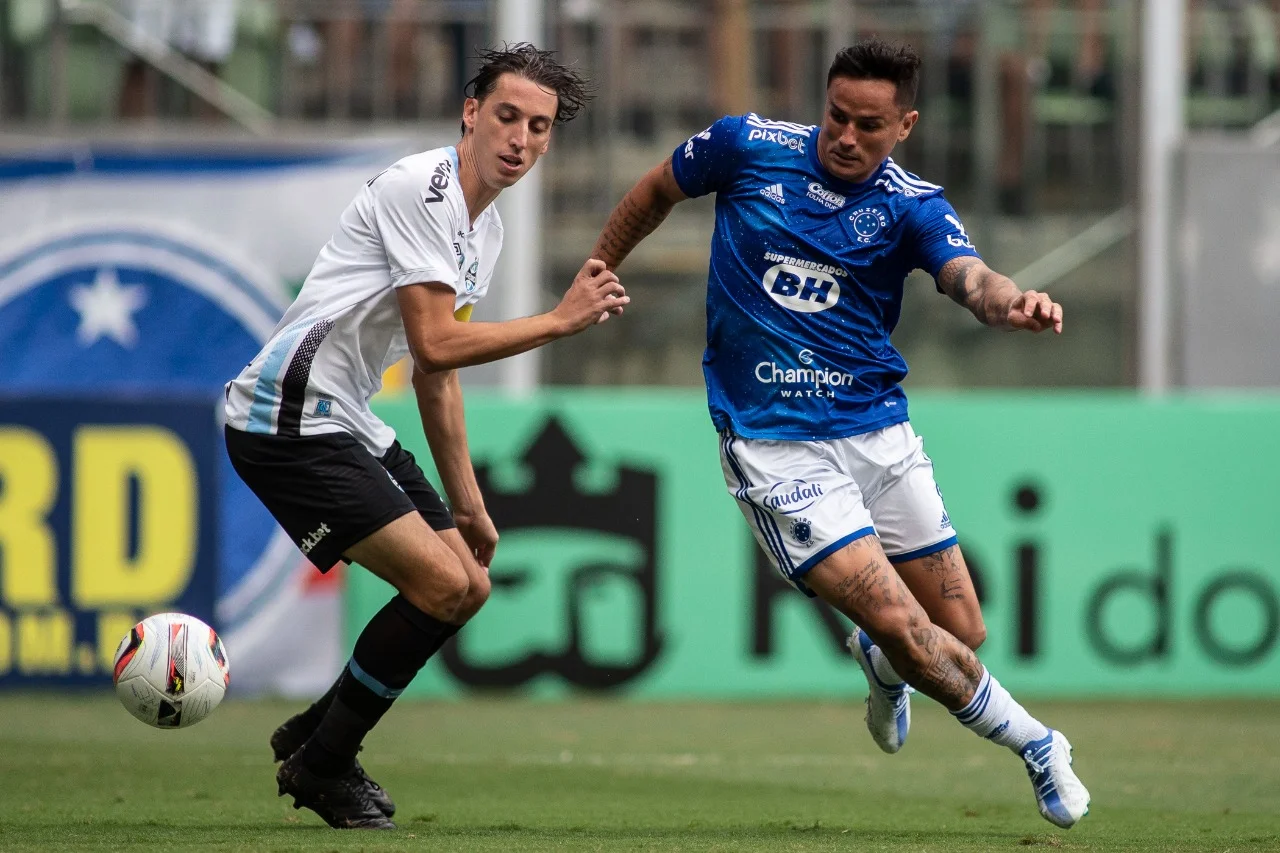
[112,612,230,729]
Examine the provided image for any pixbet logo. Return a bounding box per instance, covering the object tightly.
[762,263,841,313]
[747,128,806,153]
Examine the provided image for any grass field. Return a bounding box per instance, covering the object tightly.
[0,694,1276,852]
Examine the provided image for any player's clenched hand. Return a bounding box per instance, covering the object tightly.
[454,508,499,569]
[554,258,629,333]
[1007,289,1063,334]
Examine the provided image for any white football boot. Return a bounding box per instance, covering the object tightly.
[1021,729,1091,828]
[847,627,912,754]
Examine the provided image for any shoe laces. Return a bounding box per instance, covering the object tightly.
[1023,740,1058,790]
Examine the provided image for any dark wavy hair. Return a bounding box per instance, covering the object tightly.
[462,43,592,133]
[827,37,921,110]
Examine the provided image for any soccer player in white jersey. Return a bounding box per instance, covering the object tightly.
[223,44,628,830]
[590,37,1089,829]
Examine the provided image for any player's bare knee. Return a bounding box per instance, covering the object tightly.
[455,571,491,622]
[399,556,470,620]
[432,563,471,619]
[957,620,987,651]
[936,610,986,651]
[869,608,938,681]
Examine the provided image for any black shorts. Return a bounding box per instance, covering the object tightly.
[224,426,455,572]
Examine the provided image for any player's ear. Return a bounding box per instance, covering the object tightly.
[898,109,919,142]
[462,97,479,134]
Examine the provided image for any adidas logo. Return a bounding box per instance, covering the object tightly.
[759,183,786,204]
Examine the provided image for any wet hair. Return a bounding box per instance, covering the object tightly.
[462,42,592,133]
[826,37,921,110]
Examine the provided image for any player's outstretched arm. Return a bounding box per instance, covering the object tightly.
[397,259,629,372]
[412,366,497,567]
[592,157,689,271]
[935,256,1064,334]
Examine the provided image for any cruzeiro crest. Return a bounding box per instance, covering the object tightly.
[442,417,664,689]
[849,207,888,244]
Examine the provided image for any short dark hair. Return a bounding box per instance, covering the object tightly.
[826,37,921,110]
[462,42,592,133]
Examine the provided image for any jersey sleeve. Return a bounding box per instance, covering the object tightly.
[371,166,461,290]
[670,115,748,198]
[905,194,982,280]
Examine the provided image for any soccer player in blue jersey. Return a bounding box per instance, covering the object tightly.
[590,37,1089,829]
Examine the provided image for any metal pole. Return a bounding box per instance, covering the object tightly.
[494,0,544,396]
[972,4,999,224]
[51,1,69,126]
[1138,0,1185,393]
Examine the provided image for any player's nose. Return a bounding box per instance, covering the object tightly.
[509,122,531,151]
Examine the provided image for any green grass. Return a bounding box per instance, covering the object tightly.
[0,695,1277,852]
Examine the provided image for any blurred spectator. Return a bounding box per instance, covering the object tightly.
[116,0,239,119]
[1027,0,1113,101]
[1186,0,1280,112]
[116,0,171,118]
[174,0,240,119]
[913,0,1032,214]
[315,0,419,119]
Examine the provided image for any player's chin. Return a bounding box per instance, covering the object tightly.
[495,163,530,186]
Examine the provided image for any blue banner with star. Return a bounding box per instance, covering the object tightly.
[0,141,430,694]
[0,225,289,623]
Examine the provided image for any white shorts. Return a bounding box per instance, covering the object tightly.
[719,422,957,595]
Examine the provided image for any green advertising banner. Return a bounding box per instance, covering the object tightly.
[350,392,1280,697]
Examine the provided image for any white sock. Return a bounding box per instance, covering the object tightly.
[952,668,1049,754]
[868,642,905,688]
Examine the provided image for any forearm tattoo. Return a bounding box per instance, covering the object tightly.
[937,257,1019,328]
[593,161,676,267]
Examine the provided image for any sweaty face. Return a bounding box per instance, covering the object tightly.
[462,73,559,189]
[816,77,917,184]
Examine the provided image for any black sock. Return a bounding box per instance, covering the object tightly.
[294,677,341,731]
[303,595,460,776]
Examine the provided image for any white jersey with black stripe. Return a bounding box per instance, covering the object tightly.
[224,145,502,455]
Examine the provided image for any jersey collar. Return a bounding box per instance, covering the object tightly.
[804,129,889,196]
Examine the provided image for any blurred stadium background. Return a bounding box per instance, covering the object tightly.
[1,1,1279,849]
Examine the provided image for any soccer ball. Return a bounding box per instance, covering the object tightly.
[112,612,230,729]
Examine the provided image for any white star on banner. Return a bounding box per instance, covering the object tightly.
[68,267,148,348]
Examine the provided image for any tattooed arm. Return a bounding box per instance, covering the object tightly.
[935,256,1064,334]
[591,157,689,271]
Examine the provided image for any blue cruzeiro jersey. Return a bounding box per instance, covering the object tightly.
[671,113,981,440]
